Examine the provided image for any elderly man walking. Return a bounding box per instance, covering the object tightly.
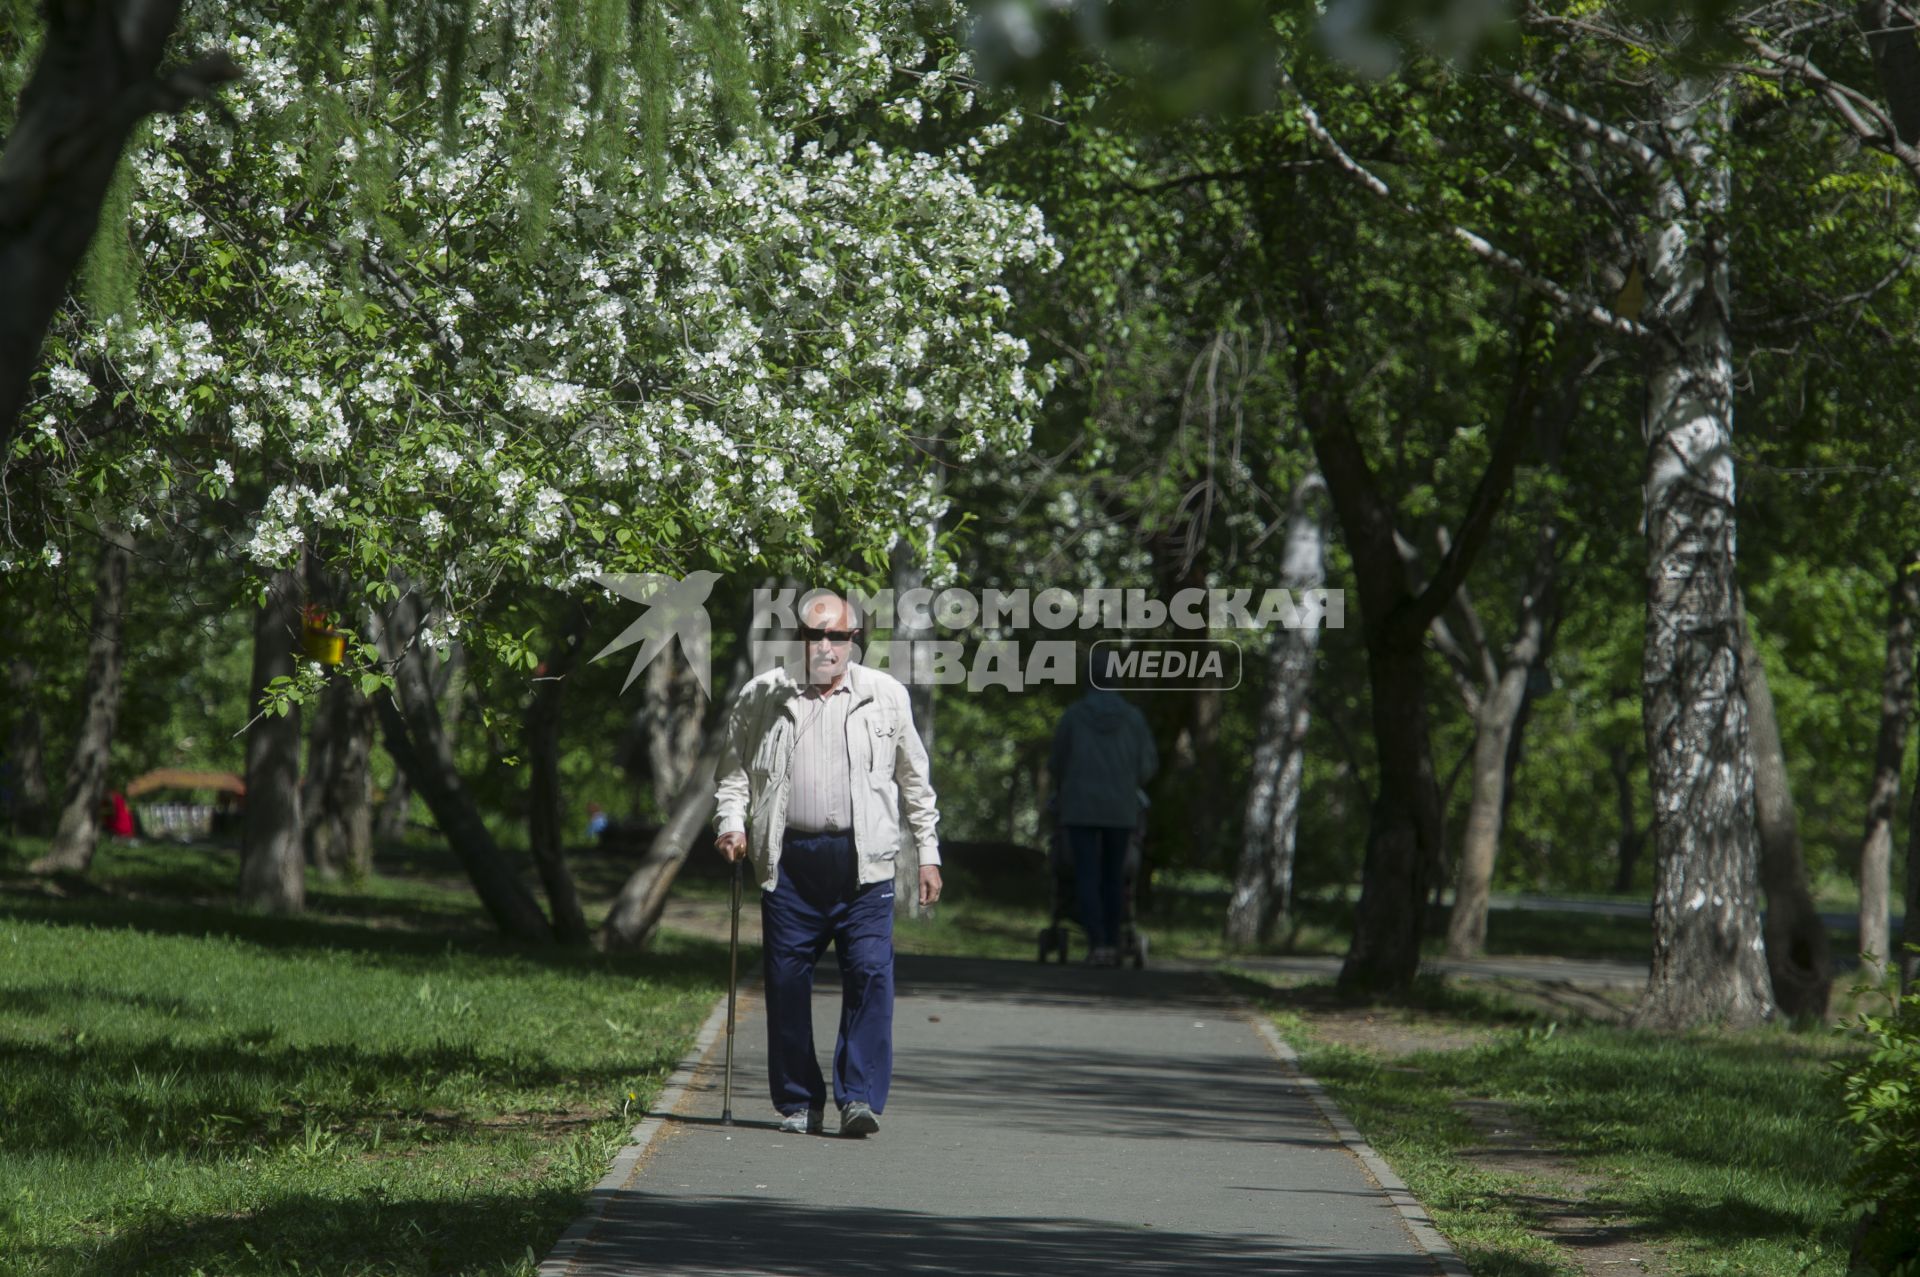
[713,592,942,1138]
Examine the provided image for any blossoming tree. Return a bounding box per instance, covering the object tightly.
[6,0,1056,930]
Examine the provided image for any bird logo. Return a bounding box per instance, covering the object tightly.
[590,571,721,697]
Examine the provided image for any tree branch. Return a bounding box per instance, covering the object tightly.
[1405,312,1550,637]
[0,0,244,444]
[1746,34,1920,182]
[1281,71,1650,343]
[1499,73,1664,172]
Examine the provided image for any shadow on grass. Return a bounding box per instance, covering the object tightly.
[1472,909,1650,962]
[0,882,735,986]
[1450,1243,1583,1277]
[0,980,217,1021]
[0,1024,663,1158]
[1621,1189,1827,1245]
[0,830,756,981]
[21,1184,588,1276]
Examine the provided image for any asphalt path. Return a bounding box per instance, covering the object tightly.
[546,955,1449,1276]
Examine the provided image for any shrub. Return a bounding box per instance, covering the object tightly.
[1839,957,1920,1277]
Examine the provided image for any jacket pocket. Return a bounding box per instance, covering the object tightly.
[749,717,790,778]
[864,712,903,776]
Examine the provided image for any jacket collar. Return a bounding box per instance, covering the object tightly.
[774,659,877,718]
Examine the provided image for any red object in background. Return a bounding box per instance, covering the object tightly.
[104,791,135,838]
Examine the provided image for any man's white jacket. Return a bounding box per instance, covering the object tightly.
[714,662,941,891]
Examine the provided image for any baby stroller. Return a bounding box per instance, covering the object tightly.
[1037,790,1150,968]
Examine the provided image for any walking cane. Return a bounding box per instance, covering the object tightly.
[721,854,743,1125]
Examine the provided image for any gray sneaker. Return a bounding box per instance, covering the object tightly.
[839,1101,879,1138]
[777,1108,823,1134]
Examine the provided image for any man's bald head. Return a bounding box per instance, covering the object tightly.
[799,592,858,632]
[798,592,860,687]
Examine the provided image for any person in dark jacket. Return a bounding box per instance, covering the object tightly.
[1049,651,1158,965]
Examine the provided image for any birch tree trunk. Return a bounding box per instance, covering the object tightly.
[1633,78,1772,1029]
[29,527,133,874]
[1225,472,1327,948]
[373,589,552,942]
[1858,552,1919,984]
[239,567,306,913]
[1738,597,1833,1019]
[526,606,591,946]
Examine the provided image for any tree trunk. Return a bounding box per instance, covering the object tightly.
[7,656,53,836]
[1340,637,1445,993]
[1857,552,1919,984]
[889,531,936,918]
[0,1,239,440]
[1738,596,1833,1019]
[1863,0,1920,147]
[1298,318,1544,995]
[373,589,552,942]
[372,629,464,842]
[335,686,375,878]
[1853,0,1920,996]
[239,567,306,913]
[1610,742,1646,893]
[1445,667,1528,957]
[303,668,375,880]
[435,640,469,738]
[1902,794,1919,990]
[1226,473,1327,948]
[302,672,341,879]
[600,741,728,951]
[644,643,704,804]
[29,527,133,874]
[1445,530,1557,959]
[1431,746,1476,912]
[526,605,591,946]
[373,764,412,842]
[600,629,754,950]
[1633,79,1772,1029]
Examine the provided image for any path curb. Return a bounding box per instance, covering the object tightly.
[535,987,738,1277]
[1246,1010,1475,1277]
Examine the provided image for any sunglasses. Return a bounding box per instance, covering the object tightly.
[798,625,860,645]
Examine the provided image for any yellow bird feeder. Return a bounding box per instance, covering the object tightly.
[301,606,348,665]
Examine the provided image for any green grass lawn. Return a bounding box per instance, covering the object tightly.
[0,831,1870,1277]
[1242,976,1862,1277]
[0,837,726,1276]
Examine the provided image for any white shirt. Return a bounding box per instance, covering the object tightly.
[783,679,855,832]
